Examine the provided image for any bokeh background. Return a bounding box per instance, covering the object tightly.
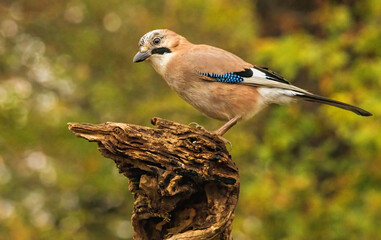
[1,0,380,239]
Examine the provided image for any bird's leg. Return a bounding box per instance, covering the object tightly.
[213,116,241,136]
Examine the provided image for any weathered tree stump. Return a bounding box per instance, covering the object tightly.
[68,117,239,240]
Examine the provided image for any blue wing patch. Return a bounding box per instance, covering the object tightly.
[198,67,290,85]
[198,72,244,83]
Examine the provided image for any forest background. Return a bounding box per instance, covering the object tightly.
[0,0,380,239]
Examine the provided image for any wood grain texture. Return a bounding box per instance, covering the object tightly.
[68,117,239,240]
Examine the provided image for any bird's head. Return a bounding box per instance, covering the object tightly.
[133,29,185,65]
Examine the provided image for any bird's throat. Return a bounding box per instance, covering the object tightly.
[149,53,172,76]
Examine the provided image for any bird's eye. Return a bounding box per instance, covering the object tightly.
[153,38,161,45]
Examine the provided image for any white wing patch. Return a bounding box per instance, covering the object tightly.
[251,67,267,78]
[241,67,310,96]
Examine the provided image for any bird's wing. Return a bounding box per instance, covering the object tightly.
[187,45,309,94]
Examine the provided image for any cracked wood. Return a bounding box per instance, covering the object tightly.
[68,117,240,240]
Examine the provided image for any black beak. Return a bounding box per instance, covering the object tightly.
[133,51,151,63]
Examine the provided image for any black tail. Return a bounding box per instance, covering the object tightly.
[296,93,372,117]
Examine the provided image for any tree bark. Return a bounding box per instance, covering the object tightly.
[68,117,239,240]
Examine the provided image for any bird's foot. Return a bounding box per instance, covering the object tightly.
[189,122,232,150]
[212,131,233,151]
[188,122,207,131]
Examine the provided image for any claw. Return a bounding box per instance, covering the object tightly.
[189,122,200,128]
[188,122,206,131]
[217,136,233,151]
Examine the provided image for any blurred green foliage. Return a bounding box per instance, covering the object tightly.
[0,0,380,239]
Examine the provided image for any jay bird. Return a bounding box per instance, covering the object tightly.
[133,29,372,136]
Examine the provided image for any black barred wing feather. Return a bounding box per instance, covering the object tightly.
[198,66,291,85]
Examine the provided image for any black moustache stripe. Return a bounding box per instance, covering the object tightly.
[151,47,172,55]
